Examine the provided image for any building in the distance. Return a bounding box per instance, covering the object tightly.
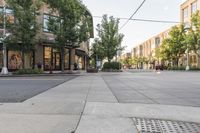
[128,0,200,69]
[131,28,170,69]
[0,0,93,71]
[181,0,200,67]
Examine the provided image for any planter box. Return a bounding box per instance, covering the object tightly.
[86,68,98,73]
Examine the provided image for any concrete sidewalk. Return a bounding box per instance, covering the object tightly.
[0,73,200,133]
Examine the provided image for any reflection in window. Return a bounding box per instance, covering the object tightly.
[183,7,188,22]
[43,14,49,32]
[8,51,22,69]
[43,14,59,32]
[191,1,197,14]
[0,7,14,28]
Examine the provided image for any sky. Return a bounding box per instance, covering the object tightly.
[82,0,186,53]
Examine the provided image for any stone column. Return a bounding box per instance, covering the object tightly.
[70,48,75,70]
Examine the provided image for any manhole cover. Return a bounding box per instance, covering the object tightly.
[133,118,200,133]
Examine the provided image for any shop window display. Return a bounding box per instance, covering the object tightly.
[8,51,22,69]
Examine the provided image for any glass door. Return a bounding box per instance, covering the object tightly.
[53,52,61,70]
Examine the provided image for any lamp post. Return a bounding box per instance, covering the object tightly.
[1,5,8,75]
[186,48,190,71]
[184,23,190,71]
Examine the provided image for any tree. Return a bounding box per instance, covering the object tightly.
[5,0,42,69]
[96,15,124,62]
[161,25,187,66]
[45,0,92,71]
[122,56,132,69]
[90,39,105,67]
[186,11,200,66]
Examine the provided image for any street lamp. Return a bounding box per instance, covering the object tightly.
[1,5,8,75]
[184,23,190,71]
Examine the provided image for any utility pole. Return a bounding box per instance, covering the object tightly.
[1,4,8,75]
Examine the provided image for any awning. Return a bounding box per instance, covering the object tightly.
[75,49,88,57]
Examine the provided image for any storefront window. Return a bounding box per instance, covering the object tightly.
[75,55,85,70]
[44,46,52,70]
[8,51,22,69]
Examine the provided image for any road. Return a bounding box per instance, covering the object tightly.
[102,70,200,107]
[0,71,200,133]
[0,75,78,102]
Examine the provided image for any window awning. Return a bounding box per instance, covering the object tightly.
[75,49,88,57]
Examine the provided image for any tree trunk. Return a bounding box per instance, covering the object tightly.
[60,47,65,72]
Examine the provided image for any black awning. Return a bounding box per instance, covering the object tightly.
[75,49,88,57]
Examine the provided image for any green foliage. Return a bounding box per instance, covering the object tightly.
[90,38,105,65]
[167,66,185,70]
[94,15,124,62]
[122,56,132,68]
[45,0,92,71]
[160,25,187,66]
[190,66,200,71]
[186,11,200,58]
[5,0,41,51]
[5,0,42,68]
[103,62,122,70]
[167,66,200,71]
[14,68,43,74]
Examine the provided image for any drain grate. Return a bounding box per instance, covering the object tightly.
[133,118,200,133]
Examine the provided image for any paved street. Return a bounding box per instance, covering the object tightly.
[103,70,200,107]
[0,75,77,102]
[0,71,200,133]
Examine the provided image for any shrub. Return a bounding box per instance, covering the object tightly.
[103,62,122,70]
[167,66,185,70]
[190,66,200,71]
[167,66,200,71]
[14,69,44,74]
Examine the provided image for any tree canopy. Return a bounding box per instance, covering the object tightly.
[92,15,124,63]
[5,0,42,68]
[160,25,187,66]
[44,0,92,71]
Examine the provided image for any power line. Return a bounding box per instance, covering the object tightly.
[119,0,147,30]
[93,16,180,24]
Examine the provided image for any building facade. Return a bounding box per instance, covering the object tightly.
[131,29,170,69]
[0,0,93,71]
[128,0,200,69]
[181,0,200,67]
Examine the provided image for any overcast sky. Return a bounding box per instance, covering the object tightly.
[82,0,186,52]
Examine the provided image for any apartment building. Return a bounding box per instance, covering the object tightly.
[129,0,200,69]
[131,29,170,69]
[181,0,200,67]
[0,0,93,71]
[181,0,199,24]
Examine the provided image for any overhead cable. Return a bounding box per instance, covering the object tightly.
[119,0,147,30]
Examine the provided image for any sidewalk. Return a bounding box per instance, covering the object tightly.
[0,73,200,133]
